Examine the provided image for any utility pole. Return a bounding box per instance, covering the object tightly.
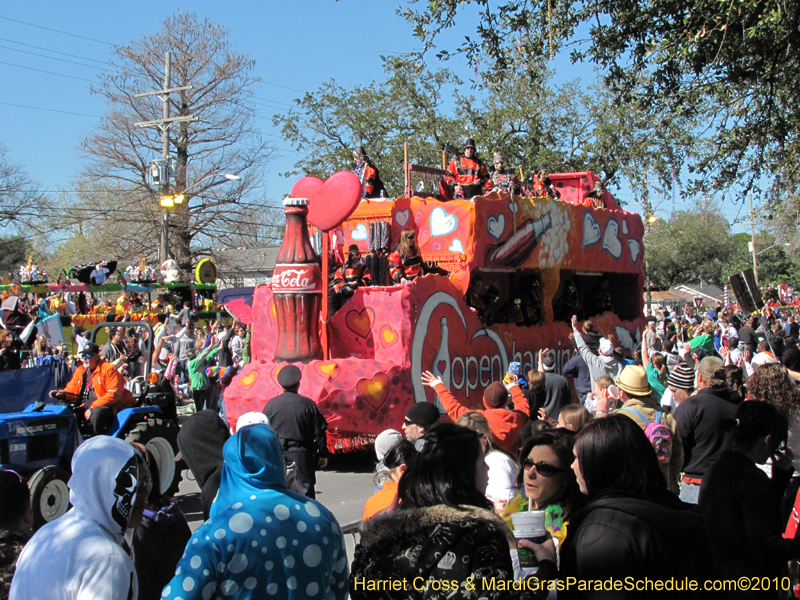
[159,52,171,264]
[749,193,759,284]
[641,168,660,313]
[134,51,197,264]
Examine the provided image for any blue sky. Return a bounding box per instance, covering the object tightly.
[0,1,741,228]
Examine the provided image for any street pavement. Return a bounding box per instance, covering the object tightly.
[175,450,376,563]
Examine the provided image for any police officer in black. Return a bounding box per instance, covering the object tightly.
[262,365,329,499]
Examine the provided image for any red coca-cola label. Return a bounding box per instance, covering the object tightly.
[272,263,322,293]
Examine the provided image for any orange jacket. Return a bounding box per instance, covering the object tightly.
[388,251,424,283]
[363,480,398,520]
[333,263,370,294]
[62,359,136,413]
[435,383,529,454]
[445,155,490,190]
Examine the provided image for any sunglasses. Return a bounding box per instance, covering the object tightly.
[522,458,567,477]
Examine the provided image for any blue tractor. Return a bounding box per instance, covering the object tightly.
[0,321,182,528]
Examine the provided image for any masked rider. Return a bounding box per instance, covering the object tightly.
[490,152,521,195]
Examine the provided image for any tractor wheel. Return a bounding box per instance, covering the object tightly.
[29,465,71,530]
[125,418,182,497]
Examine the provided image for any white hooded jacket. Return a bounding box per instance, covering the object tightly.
[10,436,144,600]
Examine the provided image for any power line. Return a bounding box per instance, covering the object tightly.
[0,44,107,70]
[0,60,97,83]
[0,101,100,118]
[258,81,306,94]
[0,15,119,48]
[252,95,294,108]
[0,37,108,65]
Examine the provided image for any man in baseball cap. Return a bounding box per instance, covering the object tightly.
[402,402,440,443]
[262,365,329,499]
[50,342,135,435]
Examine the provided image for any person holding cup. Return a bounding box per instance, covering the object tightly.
[351,422,557,599]
[501,429,584,554]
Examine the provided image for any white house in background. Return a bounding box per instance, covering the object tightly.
[645,282,725,309]
[210,246,279,288]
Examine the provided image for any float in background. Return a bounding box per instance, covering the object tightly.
[224,171,646,451]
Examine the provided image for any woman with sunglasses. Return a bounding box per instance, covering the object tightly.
[351,422,557,599]
[389,228,425,284]
[560,415,713,593]
[501,429,583,550]
[699,401,800,585]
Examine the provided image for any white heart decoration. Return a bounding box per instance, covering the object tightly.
[395,209,410,228]
[429,206,458,237]
[622,220,629,235]
[582,212,601,247]
[628,239,641,262]
[487,213,506,241]
[351,223,368,240]
[508,200,518,214]
[602,219,622,259]
[449,238,465,253]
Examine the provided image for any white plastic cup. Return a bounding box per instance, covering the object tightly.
[511,510,549,574]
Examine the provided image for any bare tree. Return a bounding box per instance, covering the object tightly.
[80,12,276,271]
[0,145,46,233]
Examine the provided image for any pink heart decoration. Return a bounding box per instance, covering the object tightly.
[291,171,362,232]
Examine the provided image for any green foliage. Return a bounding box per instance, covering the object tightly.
[274,59,465,196]
[722,232,800,288]
[646,200,733,287]
[399,0,800,196]
[275,58,697,196]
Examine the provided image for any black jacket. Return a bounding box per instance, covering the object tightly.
[737,325,759,350]
[560,495,715,599]
[766,330,786,359]
[542,373,571,420]
[132,502,192,600]
[176,410,230,520]
[582,331,602,355]
[263,391,329,458]
[782,345,800,371]
[351,504,554,600]
[672,386,739,478]
[699,450,800,590]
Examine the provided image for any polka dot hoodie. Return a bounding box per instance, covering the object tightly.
[161,424,348,600]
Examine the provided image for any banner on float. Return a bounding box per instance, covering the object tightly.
[37,313,67,348]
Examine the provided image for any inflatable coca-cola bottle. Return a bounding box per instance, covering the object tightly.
[272,197,323,362]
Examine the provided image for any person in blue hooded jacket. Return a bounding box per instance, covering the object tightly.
[161,423,348,600]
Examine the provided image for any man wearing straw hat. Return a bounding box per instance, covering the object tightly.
[616,365,684,494]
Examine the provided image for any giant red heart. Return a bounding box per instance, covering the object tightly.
[291,171,362,232]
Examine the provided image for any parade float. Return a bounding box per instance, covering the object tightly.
[224,170,646,450]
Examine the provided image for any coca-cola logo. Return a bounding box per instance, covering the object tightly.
[272,264,322,293]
